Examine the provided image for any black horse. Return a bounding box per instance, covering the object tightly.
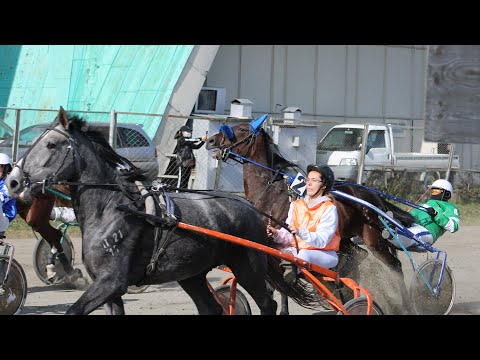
[206,120,417,314]
[7,107,316,315]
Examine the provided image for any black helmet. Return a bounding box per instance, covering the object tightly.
[175,125,192,139]
[306,164,335,191]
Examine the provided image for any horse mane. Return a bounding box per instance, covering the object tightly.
[55,114,147,181]
[261,129,302,173]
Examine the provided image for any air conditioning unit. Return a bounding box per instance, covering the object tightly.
[193,87,226,114]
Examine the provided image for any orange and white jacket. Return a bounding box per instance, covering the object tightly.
[273,195,340,251]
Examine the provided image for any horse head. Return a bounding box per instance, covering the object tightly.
[7,106,129,202]
[206,114,270,160]
[8,107,77,201]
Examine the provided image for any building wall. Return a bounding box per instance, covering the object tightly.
[0,45,194,139]
[204,45,479,171]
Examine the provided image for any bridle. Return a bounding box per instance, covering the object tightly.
[218,125,258,162]
[14,125,76,193]
[216,124,300,210]
[14,124,144,204]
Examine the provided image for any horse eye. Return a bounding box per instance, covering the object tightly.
[46,142,56,149]
[239,128,248,132]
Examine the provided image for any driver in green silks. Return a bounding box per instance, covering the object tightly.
[395,179,460,248]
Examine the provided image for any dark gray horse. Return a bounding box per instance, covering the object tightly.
[7,107,316,315]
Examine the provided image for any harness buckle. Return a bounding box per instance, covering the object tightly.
[220,147,231,161]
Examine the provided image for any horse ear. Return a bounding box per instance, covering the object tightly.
[58,106,69,129]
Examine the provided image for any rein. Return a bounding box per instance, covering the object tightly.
[223,150,295,183]
[334,181,429,213]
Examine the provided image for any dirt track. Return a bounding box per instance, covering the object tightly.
[6,225,480,315]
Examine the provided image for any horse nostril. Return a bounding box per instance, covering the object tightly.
[9,179,18,190]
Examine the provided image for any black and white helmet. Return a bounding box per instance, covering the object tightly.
[0,153,12,178]
[0,153,12,168]
[431,179,453,200]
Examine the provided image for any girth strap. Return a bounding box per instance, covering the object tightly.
[145,226,175,275]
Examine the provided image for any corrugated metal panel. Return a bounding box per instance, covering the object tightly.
[356,46,384,117]
[385,46,412,118]
[209,45,430,122]
[2,45,194,138]
[316,45,347,116]
[207,45,241,112]
[344,45,358,117]
[239,45,272,109]
[0,46,21,95]
[271,45,287,111]
[285,45,316,112]
[413,47,426,119]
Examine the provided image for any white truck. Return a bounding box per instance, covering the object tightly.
[315,123,460,186]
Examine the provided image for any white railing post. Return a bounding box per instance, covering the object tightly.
[109,110,117,150]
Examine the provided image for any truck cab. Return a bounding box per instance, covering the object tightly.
[316,124,392,182]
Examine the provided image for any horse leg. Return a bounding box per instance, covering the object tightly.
[104,297,125,315]
[66,275,128,315]
[266,282,289,315]
[279,294,289,315]
[177,272,223,315]
[229,263,277,315]
[23,197,84,282]
[22,196,64,281]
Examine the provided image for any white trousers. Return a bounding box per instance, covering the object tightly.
[50,207,77,224]
[390,223,434,249]
[282,247,339,270]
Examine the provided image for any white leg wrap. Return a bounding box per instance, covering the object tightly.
[46,264,56,279]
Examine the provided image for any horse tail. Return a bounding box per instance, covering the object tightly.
[383,201,416,227]
[263,240,328,310]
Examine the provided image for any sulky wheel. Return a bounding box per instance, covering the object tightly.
[409,259,455,315]
[0,256,28,315]
[33,236,75,285]
[214,285,252,315]
[337,297,384,315]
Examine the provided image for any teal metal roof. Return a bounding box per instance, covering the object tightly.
[0,45,193,138]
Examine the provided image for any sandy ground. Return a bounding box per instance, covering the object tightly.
[4,225,480,315]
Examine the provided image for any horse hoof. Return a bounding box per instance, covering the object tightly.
[47,275,59,284]
[73,277,90,290]
[67,268,84,283]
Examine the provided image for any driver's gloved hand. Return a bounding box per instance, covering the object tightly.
[426,207,438,218]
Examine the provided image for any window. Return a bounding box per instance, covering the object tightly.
[318,128,363,151]
[367,130,386,152]
[193,87,226,114]
[118,128,149,147]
